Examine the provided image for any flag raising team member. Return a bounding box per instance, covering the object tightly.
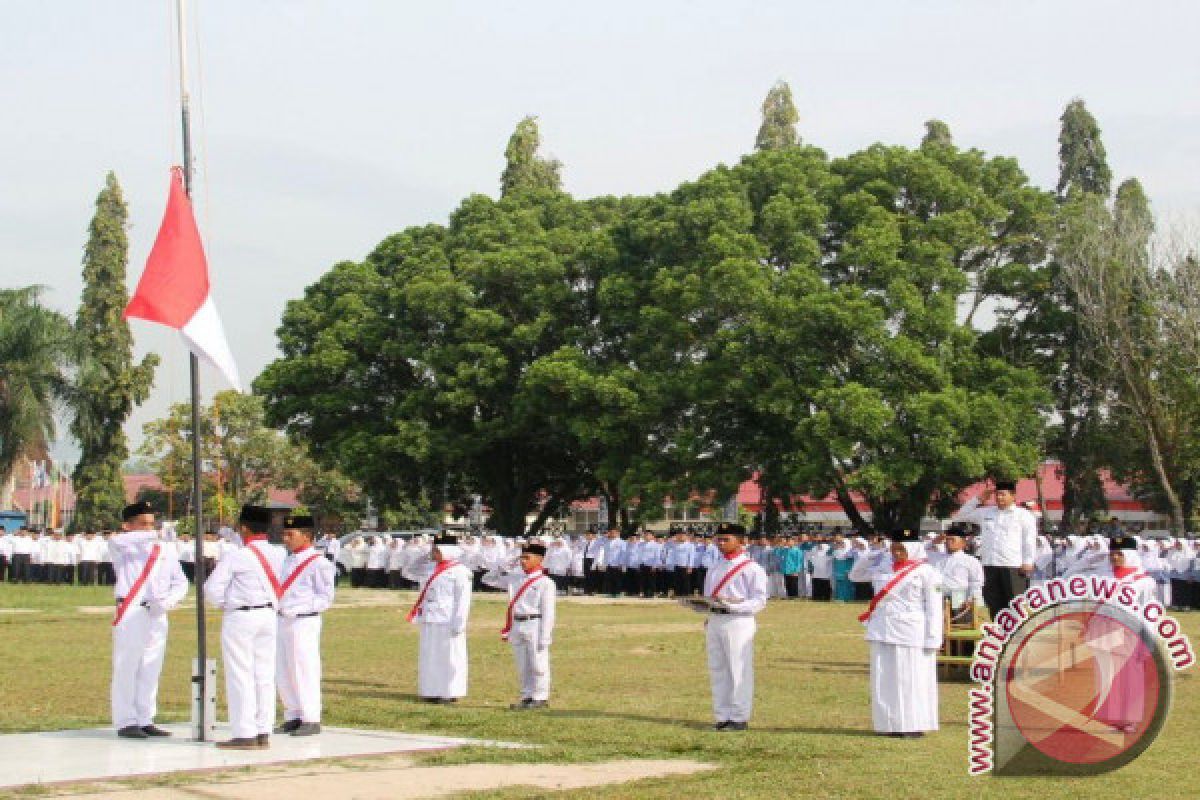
[405,534,474,704]
[274,515,336,736]
[204,505,286,750]
[850,530,943,738]
[484,542,557,710]
[110,501,188,739]
[688,522,768,731]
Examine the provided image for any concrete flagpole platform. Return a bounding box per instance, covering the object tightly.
[0,724,522,790]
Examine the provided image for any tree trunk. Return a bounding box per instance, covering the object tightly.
[1140,416,1186,534]
[527,494,562,538]
[1033,463,1048,534]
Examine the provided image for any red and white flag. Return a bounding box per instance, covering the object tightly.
[124,167,240,390]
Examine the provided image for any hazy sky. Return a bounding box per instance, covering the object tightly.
[3,1,1198,462]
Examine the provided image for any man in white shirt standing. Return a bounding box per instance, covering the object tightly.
[692,522,768,732]
[953,479,1037,618]
[274,514,336,736]
[204,504,286,750]
[405,533,473,704]
[110,502,188,739]
[484,542,557,710]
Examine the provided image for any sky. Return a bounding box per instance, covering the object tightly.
[3,0,1198,464]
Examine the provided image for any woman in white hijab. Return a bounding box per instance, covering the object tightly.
[404,535,474,703]
[849,531,943,738]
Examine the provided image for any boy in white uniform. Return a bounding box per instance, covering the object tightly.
[405,534,474,703]
[204,504,286,749]
[275,514,336,736]
[484,542,557,709]
[110,502,188,739]
[685,522,768,732]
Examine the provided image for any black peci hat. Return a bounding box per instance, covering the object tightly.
[522,542,547,557]
[283,514,315,530]
[238,504,271,527]
[434,533,460,547]
[889,529,920,543]
[994,479,1018,492]
[122,501,155,521]
[1111,536,1139,551]
[715,522,747,538]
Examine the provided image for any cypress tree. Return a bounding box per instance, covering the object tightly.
[1057,98,1112,200]
[70,172,159,530]
[921,119,954,149]
[500,116,562,196]
[754,81,800,151]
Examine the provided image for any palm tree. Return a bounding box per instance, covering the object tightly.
[0,286,76,505]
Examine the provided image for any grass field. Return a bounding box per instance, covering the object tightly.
[0,583,1196,799]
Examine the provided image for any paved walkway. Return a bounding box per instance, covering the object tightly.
[0,724,519,790]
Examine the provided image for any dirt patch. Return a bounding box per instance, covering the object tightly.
[56,758,714,800]
[0,608,39,614]
[592,622,701,636]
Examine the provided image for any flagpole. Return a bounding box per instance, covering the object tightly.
[175,0,208,742]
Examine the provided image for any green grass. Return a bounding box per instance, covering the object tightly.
[0,584,1196,799]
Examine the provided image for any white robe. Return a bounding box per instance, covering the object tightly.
[850,555,943,733]
[406,559,473,698]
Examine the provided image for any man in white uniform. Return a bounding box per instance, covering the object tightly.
[275,514,336,736]
[405,534,474,703]
[110,502,188,739]
[205,505,286,749]
[850,531,942,738]
[484,542,557,710]
[953,479,1037,617]
[691,522,768,731]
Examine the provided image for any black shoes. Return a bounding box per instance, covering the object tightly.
[117,725,147,739]
[292,722,321,736]
[718,721,748,732]
[215,737,262,750]
[140,725,171,737]
[275,719,302,734]
[508,698,548,710]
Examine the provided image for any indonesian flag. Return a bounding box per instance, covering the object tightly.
[124,167,240,390]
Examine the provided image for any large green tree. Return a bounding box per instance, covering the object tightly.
[0,287,76,506]
[70,172,158,529]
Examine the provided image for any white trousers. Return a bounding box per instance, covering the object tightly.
[111,605,169,729]
[705,614,756,723]
[508,620,550,701]
[869,642,939,733]
[768,573,786,598]
[222,608,277,738]
[277,615,323,723]
[418,622,468,699]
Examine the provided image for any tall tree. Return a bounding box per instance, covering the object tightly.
[921,119,954,149]
[500,116,562,196]
[755,81,800,151]
[70,172,159,530]
[1057,99,1112,199]
[0,287,75,505]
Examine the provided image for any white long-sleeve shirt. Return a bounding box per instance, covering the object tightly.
[938,550,985,604]
[702,553,768,615]
[543,544,572,575]
[409,561,473,631]
[204,539,287,610]
[953,496,1037,568]
[108,529,188,613]
[278,546,337,617]
[483,566,557,647]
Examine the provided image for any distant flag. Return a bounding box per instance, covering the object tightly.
[124,167,241,390]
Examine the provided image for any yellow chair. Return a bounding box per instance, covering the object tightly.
[938,597,989,680]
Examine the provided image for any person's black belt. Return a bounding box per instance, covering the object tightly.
[234,604,273,611]
[115,597,149,608]
[708,607,730,615]
[296,612,319,618]
[513,614,541,621]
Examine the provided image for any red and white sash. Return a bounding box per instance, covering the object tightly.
[708,556,752,599]
[246,541,283,602]
[113,544,161,627]
[406,560,457,622]
[500,569,545,640]
[858,559,926,623]
[279,551,323,598]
